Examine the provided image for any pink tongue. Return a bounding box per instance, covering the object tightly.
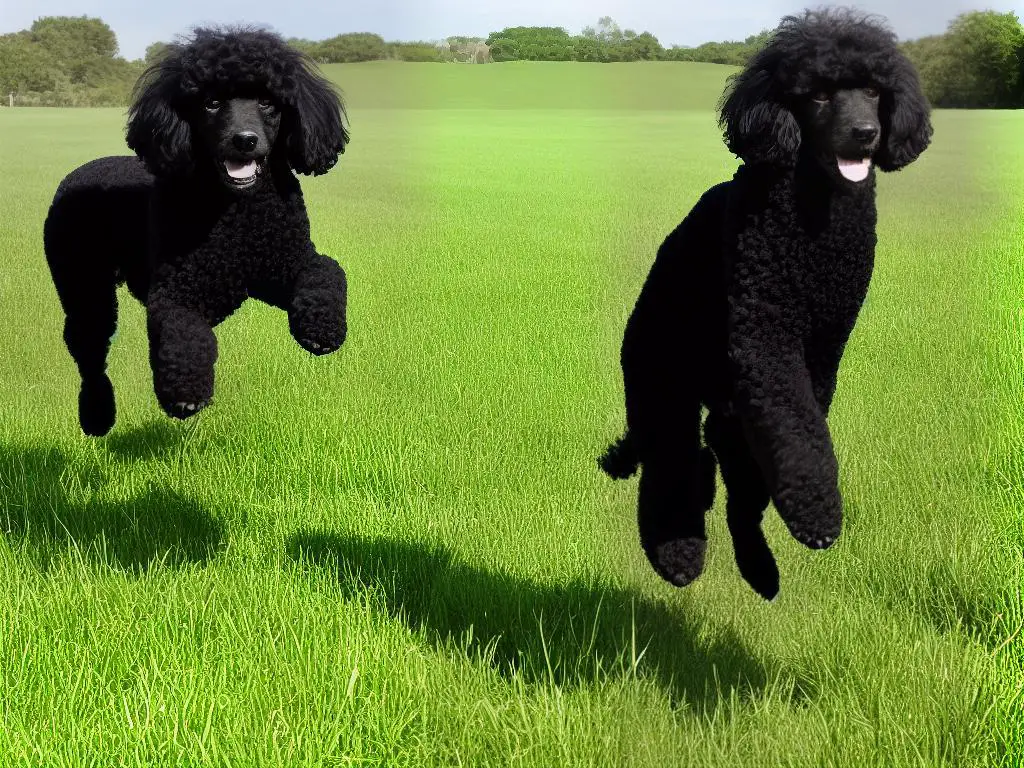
[225,159,257,179]
[837,157,870,182]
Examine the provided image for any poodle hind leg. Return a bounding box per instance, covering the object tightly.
[705,411,779,600]
[635,404,717,588]
[637,447,716,588]
[56,275,119,436]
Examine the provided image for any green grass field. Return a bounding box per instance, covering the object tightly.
[0,61,1021,766]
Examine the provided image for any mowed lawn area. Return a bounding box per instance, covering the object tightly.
[0,61,1021,766]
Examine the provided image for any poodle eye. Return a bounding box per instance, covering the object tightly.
[812,90,831,103]
[864,87,880,98]
[258,98,276,111]
[204,98,222,112]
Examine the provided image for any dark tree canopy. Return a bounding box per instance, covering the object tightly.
[901,10,1023,108]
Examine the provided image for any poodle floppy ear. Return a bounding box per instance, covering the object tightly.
[125,52,192,176]
[719,67,800,167]
[875,56,933,172]
[282,57,349,176]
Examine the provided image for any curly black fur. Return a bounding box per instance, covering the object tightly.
[601,7,932,600]
[44,26,350,436]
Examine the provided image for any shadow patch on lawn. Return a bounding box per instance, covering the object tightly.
[0,443,224,571]
[286,529,818,714]
[100,418,220,462]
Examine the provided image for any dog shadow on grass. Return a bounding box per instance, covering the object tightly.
[286,530,816,713]
[100,417,224,461]
[0,441,224,572]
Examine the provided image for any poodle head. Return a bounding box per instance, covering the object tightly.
[718,7,932,182]
[126,26,349,186]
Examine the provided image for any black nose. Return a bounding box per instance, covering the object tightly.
[232,132,258,152]
[852,123,879,143]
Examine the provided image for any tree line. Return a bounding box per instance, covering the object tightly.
[482,11,1023,107]
[485,17,772,64]
[284,34,491,64]
[1,12,1021,108]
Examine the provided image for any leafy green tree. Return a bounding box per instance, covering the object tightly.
[315,33,387,63]
[0,16,144,105]
[386,41,449,62]
[485,26,574,61]
[901,35,957,106]
[30,16,119,84]
[0,32,62,93]
[595,17,623,45]
[571,35,608,62]
[660,28,769,65]
[487,37,519,62]
[30,16,117,58]
[627,31,664,61]
[144,42,172,66]
[947,10,1023,107]
[483,20,662,62]
[285,38,320,59]
[902,11,1024,107]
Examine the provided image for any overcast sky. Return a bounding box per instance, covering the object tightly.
[2,0,1022,61]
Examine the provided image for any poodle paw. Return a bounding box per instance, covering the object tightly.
[775,487,842,550]
[153,366,214,422]
[79,376,116,437]
[161,398,211,420]
[297,337,340,356]
[733,538,781,600]
[289,294,346,357]
[645,536,707,588]
[789,528,840,550]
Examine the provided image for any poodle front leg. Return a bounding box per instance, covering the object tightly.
[146,292,218,419]
[287,253,347,356]
[806,322,855,417]
[731,344,843,550]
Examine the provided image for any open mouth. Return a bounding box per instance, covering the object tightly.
[836,156,872,182]
[222,158,264,188]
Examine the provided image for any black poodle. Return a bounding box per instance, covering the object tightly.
[44,26,349,436]
[601,8,932,600]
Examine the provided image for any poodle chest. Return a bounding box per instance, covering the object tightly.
[725,185,878,334]
[148,184,313,322]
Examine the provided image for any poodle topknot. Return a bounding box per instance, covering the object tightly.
[602,7,932,600]
[44,25,351,436]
